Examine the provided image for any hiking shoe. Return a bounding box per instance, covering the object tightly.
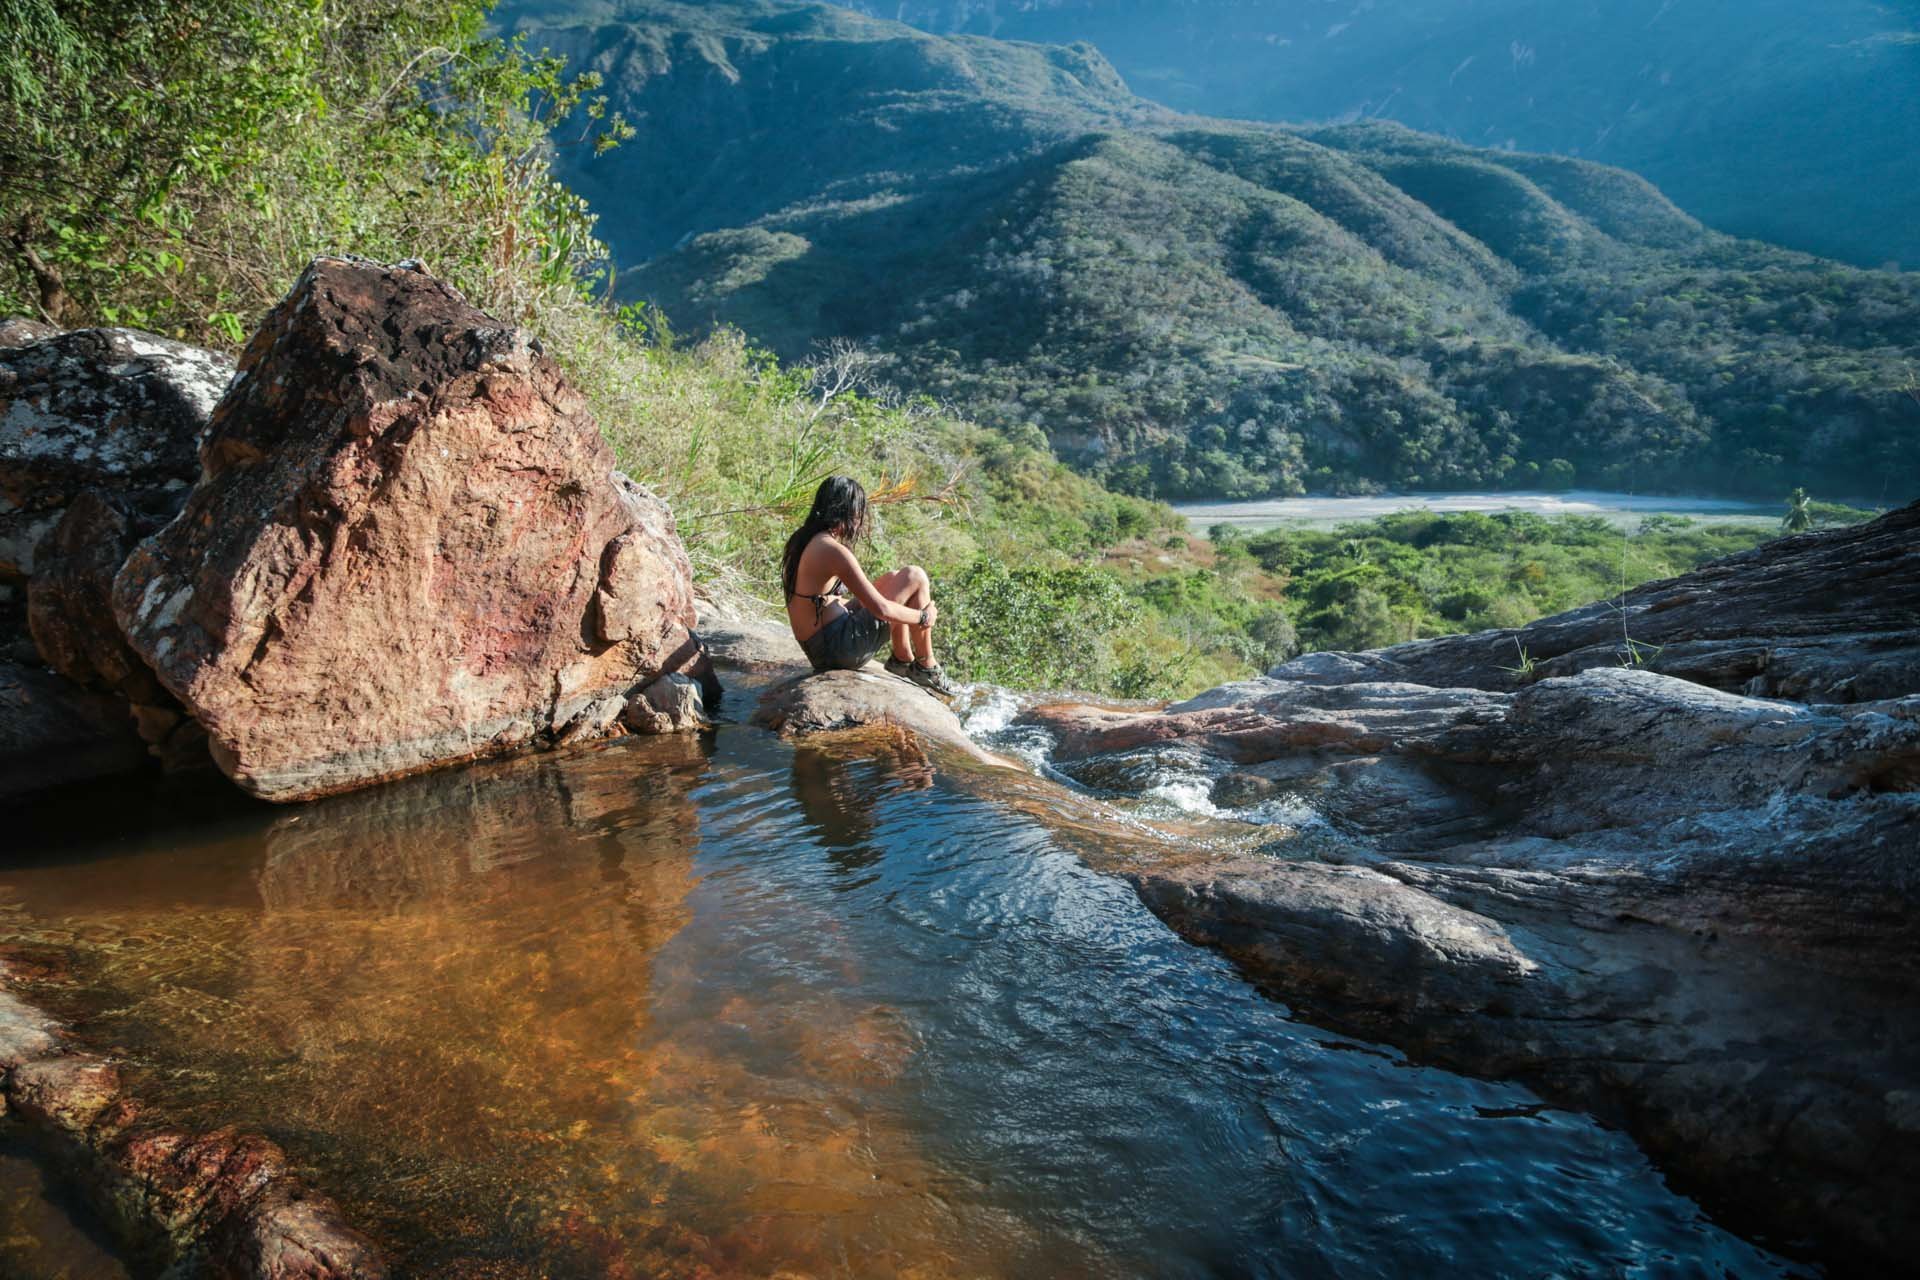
[885,657,960,700]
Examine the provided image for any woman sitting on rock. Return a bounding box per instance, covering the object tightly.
[782,475,958,698]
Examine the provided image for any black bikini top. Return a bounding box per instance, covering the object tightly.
[788,577,850,626]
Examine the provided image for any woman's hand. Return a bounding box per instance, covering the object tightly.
[918,601,938,629]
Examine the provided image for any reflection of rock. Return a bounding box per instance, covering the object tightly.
[1025,511,1920,1269]
[114,259,710,802]
[789,733,937,863]
[757,668,1008,766]
[258,732,710,910]
[235,737,711,1272]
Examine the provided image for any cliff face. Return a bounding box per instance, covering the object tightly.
[1024,504,1920,1268]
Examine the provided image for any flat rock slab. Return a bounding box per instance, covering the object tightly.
[1270,500,1920,703]
[1016,512,1920,1269]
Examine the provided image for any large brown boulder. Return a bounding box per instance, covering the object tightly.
[113,258,710,802]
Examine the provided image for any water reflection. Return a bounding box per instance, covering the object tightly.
[0,727,1801,1278]
[789,728,935,874]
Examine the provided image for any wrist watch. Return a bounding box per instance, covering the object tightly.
[917,606,931,628]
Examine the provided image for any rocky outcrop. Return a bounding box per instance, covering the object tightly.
[0,325,231,598]
[704,592,1010,766]
[1278,502,1920,703]
[111,258,710,801]
[0,323,232,783]
[1022,512,1920,1270]
[0,966,384,1278]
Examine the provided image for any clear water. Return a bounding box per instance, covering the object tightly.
[2,722,1801,1278]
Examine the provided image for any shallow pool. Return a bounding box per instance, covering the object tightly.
[3,724,1798,1277]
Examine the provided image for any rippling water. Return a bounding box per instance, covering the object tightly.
[2,721,1798,1277]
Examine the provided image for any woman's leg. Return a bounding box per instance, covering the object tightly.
[873,565,934,664]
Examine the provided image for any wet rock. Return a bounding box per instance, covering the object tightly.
[6,1054,121,1135]
[1272,500,1920,703]
[210,1188,389,1280]
[0,987,60,1072]
[757,666,1008,766]
[1023,518,1920,1267]
[113,258,710,801]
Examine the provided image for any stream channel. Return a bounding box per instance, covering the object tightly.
[0,689,1802,1277]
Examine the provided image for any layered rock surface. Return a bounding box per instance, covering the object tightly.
[1023,505,1920,1269]
[699,595,1007,765]
[111,259,710,801]
[1284,501,1920,702]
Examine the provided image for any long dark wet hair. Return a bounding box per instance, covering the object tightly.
[782,476,870,598]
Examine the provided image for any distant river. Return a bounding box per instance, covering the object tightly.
[1178,489,1777,533]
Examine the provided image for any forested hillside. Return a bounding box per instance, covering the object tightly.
[500,0,1920,503]
[839,0,1920,272]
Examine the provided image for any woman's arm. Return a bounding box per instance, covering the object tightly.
[818,538,925,625]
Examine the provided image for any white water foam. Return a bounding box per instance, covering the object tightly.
[955,683,1322,833]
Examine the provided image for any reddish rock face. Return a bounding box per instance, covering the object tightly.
[113,258,708,801]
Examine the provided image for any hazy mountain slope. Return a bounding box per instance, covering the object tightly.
[841,0,1920,270]
[495,0,1154,268]
[500,1,1920,501]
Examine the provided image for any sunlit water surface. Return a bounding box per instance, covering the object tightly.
[2,721,1798,1278]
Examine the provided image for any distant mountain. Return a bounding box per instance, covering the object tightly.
[499,0,1920,501]
[838,0,1920,271]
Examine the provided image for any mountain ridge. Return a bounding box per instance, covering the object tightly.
[499,0,1920,502]
[835,0,1920,271]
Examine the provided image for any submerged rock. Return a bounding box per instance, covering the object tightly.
[113,258,711,801]
[1024,506,1920,1268]
[0,962,385,1278]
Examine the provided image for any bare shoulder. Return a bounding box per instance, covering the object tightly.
[811,534,856,567]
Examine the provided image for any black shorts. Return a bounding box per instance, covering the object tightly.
[800,604,890,672]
